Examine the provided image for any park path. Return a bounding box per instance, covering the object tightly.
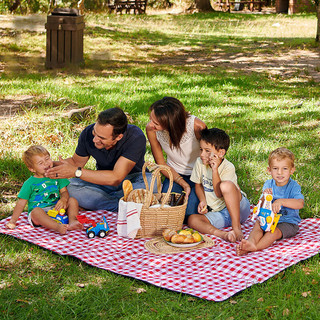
[0,14,46,32]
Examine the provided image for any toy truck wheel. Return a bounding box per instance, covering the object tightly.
[87,231,95,238]
[98,230,106,238]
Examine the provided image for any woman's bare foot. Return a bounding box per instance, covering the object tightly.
[67,220,83,231]
[236,239,257,256]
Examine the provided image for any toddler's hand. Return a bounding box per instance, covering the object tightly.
[6,222,16,229]
[55,199,67,212]
[263,188,273,195]
[272,200,282,213]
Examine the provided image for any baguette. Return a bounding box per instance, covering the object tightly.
[122,180,133,201]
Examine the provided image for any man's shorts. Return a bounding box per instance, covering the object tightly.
[277,222,299,240]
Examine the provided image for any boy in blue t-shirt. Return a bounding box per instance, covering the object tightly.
[6,145,82,235]
[236,147,304,256]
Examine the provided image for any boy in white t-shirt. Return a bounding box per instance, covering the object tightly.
[188,128,250,242]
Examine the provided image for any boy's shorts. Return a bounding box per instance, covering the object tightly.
[204,195,250,229]
[277,222,299,240]
[27,206,55,228]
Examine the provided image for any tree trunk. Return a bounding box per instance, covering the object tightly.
[194,0,214,11]
[9,0,21,12]
[317,3,320,42]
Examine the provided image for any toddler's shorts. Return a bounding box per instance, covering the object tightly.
[277,222,299,239]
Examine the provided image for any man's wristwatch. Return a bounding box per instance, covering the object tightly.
[75,167,82,178]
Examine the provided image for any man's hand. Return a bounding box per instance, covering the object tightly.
[46,156,76,179]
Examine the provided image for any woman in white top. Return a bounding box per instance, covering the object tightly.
[146,97,207,217]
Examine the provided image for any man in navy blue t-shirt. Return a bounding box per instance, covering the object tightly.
[46,108,147,212]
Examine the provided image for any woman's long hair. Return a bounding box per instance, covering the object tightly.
[149,97,189,149]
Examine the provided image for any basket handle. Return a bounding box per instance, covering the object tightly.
[142,161,173,208]
[142,161,160,192]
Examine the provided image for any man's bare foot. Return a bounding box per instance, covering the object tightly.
[57,224,68,235]
[236,239,257,256]
[67,220,83,231]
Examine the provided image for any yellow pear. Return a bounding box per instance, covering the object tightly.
[192,232,202,243]
[178,229,192,236]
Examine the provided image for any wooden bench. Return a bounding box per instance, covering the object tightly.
[108,0,148,14]
[212,0,265,12]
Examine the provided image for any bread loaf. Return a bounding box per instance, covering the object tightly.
[122,180,133,201]
[162,228,177,242]
[183,235,194,244]
[127,189,159,206]
[171,234,187,244]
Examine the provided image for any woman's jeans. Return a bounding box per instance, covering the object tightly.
[161,174,199,219]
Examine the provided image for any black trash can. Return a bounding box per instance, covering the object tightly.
[45,8,84,68]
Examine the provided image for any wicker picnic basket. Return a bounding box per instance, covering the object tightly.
[126,162,187,238]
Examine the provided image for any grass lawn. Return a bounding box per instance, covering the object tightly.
[0,10,320,319]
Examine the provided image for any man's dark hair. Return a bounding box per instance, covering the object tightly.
[97,107,128,138]
[200,128,230,152]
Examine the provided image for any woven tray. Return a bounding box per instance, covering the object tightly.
[144,235,215,255]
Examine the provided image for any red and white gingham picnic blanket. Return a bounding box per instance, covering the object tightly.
[1,210,319,301]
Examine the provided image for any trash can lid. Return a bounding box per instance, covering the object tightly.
[51,8,80,16]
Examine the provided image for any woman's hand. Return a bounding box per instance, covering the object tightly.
[181,181,191,199]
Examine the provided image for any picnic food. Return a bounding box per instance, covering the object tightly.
[201,206,207,213]
[122,180,133,201]
[127,189,159,206]
[162,228,203,244]
[162,228,177,241]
